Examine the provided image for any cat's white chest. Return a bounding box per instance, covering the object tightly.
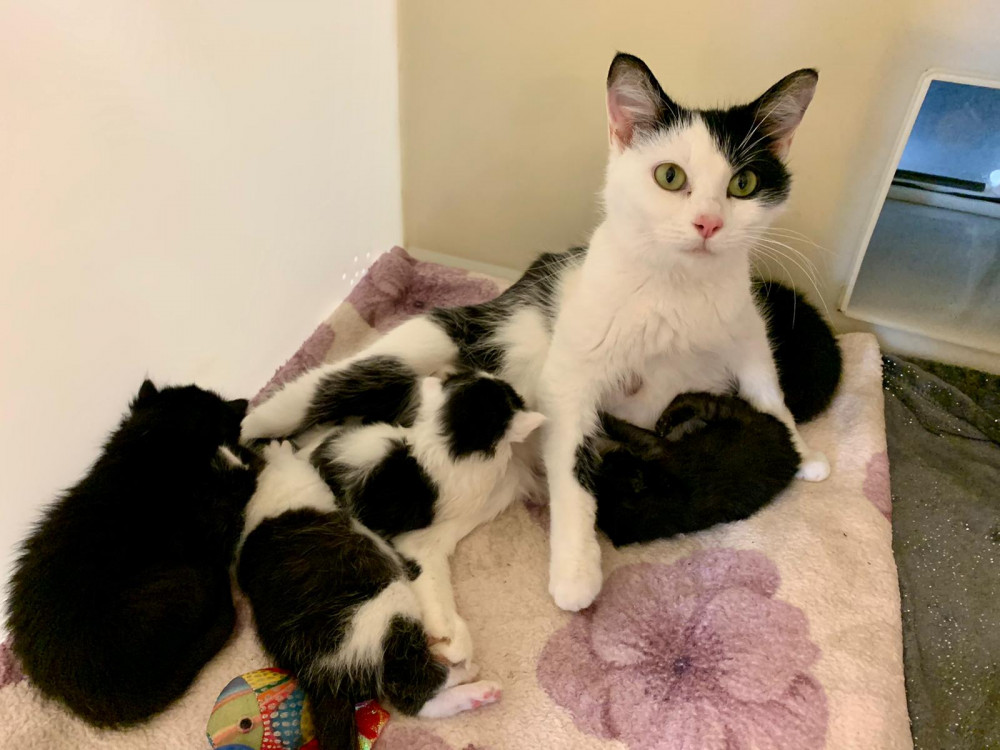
[587,274,750,428]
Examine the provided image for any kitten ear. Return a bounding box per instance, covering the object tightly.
[606,53,672,150]
[507,411,546,443]
[134,378,158,405]
[227,398,250,419]
[750,68,818,159]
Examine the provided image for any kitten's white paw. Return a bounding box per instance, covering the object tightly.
[417,680,502,719]
[548,542,603,611]
[240,408,290,442]
[796,451,830,482]
[430,616,474,666]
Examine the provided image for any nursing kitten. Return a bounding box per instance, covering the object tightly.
[301,370,544,665]
[241,53,827,612]
[593,392,801,546]
[591,281,842,546]
[237,441,505,750]
[6,380,256,726]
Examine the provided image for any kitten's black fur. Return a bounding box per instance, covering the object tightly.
[238,507,447,750]
[595,393,800,546]
[6,380,257,727]
[594,283,841,546]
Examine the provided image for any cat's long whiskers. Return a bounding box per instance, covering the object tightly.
[745,236,824,282]
[738,232,824,275]
[749,243,829,315]
[752,226,833,255]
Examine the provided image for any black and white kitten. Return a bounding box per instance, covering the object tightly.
[242,53,829,612]
[300,370,544,666]
[6,380,256,727]
[237,440,509,750]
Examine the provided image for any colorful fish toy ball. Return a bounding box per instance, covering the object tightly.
[206,668,390,750]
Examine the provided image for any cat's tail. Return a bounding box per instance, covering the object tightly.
[754,280,842,423]
[242,316,460,441]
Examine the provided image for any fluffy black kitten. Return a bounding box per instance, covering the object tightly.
[6,380,257,726]
[593,283,841,546]
[594,393,801,546]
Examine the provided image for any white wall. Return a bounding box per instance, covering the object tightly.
[0,0,402,622]
[398,0,1000,363]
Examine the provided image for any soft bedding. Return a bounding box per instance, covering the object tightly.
[0,247,911,749]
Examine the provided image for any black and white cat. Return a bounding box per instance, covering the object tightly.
[6,380,256,726]
[241,53,828,612]
[300,369,544,666]
[237,372,543,748]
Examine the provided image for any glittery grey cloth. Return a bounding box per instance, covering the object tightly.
[884,355,1000,749]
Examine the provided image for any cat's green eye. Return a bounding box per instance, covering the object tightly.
[653,163,687,191]
[728,169,759,198]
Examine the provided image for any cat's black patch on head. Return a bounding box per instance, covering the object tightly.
[302,356,419,432]
[699,107,793,205]
[700,68,818,206]
[753,280,841,422]
[441,372,524,459]
[237,507,400,669]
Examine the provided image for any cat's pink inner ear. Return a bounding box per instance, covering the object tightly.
[508,411,546,443]
[607,88,637,148]
[758,69,818,159]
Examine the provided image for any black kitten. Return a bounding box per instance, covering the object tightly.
[594,393,801,546]
[6,380,257,727]
[594,283,842,546]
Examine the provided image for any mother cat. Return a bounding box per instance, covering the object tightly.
[242,53,829,611]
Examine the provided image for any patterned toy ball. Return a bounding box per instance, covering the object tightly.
[206,668,389,750]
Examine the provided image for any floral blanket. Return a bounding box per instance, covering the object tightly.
[0,247,912,749]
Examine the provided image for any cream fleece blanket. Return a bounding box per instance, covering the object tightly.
[0,248,911,749]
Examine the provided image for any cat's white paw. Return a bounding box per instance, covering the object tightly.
[548,542,603,611]
[430,616,474,666]
[240,407,290,442]
[796,450,830,482]
[417,680,502,718]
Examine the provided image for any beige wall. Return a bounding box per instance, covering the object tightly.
[0,0,401,624]
[399,0,1000,317]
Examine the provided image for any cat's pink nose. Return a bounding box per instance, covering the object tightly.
[693,214,723,239]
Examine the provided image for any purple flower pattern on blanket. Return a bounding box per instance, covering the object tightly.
[376,725,488,750]
[537,550,828,749]
[863,450,892,521]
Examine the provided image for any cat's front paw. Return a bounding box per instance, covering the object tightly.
[796,450,830,482]
[548,540,603,611]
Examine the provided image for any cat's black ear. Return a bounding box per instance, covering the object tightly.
[606,53,673,150]
[227,398,250,419]
[134,378,158,406]
[750,69,818,159]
